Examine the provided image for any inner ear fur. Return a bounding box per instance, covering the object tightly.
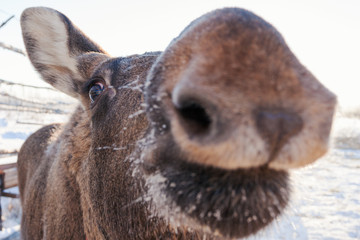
[21,7,108,98]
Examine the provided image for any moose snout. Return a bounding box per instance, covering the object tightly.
[170,80,312,170]
[173,93,303,154]
[172,80,303,148]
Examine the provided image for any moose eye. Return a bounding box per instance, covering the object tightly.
[89,82,105,103]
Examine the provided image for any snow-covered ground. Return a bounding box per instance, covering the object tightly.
[0,103,359,239]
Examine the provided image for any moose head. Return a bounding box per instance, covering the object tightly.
[18,7,336,239]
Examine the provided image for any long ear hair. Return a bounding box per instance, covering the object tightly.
[21,7,108,98]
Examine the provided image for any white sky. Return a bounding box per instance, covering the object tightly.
[0,0,359,108]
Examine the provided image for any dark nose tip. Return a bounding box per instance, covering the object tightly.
[255,109,303,160]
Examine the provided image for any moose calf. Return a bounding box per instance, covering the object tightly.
[18,7,336,239]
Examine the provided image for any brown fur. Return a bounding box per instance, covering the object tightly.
[18,7,336,240]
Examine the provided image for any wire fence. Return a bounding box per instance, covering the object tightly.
[0,78,76,126]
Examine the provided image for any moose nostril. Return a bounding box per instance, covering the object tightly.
[255,109,303,160]
[176,100,212,136]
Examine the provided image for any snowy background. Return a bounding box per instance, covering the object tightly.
[0,0,359,239]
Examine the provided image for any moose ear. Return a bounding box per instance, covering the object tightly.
[21,7,108,98]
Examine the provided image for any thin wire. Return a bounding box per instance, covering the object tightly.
[0,79,56,91]
[0,15,14,29]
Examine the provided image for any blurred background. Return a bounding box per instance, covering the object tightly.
[0,0,359,239]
